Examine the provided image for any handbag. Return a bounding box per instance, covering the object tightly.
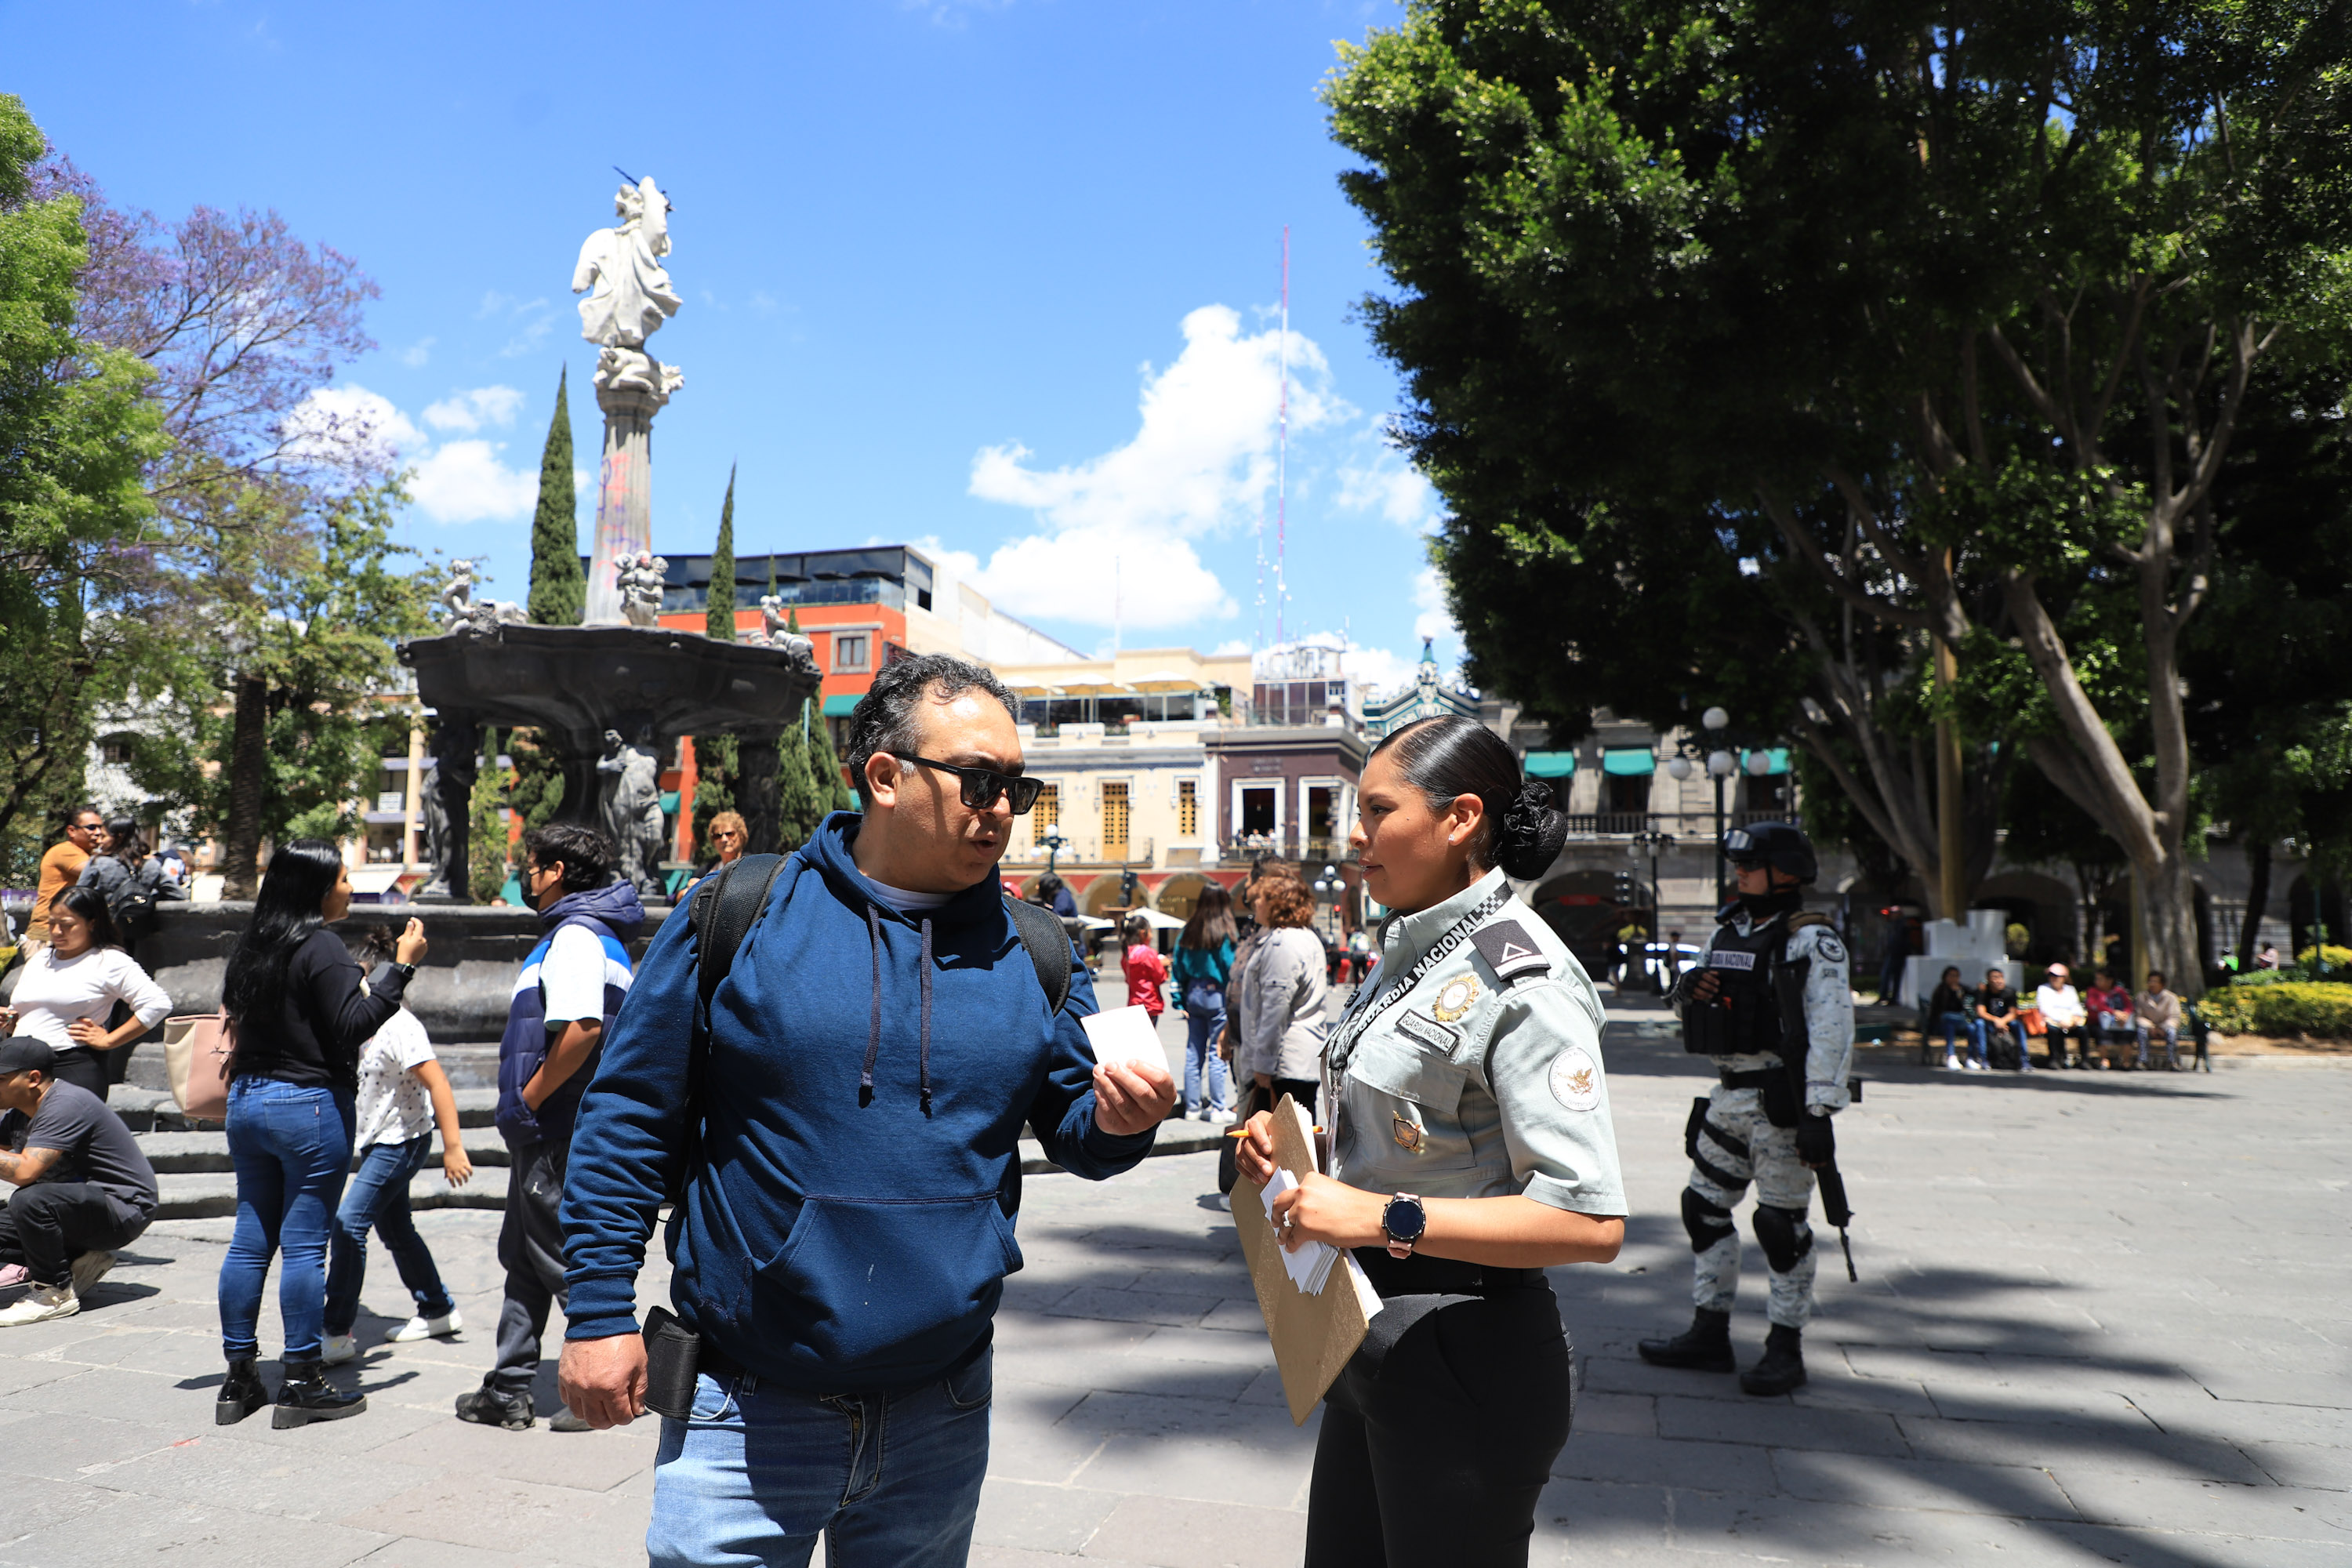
[163,1013,235,1119]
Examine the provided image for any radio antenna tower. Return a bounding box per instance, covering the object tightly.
[1276,226,1290,646]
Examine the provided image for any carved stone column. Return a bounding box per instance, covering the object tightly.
[738,733,782,857]
[584,385,659,625]
[414,713,480,903]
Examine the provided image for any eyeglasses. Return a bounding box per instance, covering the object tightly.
[710,830,742,840]
[896,755,1044,814]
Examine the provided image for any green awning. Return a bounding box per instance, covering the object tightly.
[1602,748,1656,777]
[1744,747,1791,775]
[659,790,680,815]
[822,693,860,717]
[1523,751,1577,779]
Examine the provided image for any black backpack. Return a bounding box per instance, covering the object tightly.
[665,853,1076,1201]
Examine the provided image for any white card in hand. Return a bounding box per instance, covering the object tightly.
[1258,1168,1338,1295]
[1080,1006,1165,1072]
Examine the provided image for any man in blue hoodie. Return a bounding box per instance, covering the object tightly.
[456,822,643,1432]
[559,655,1175,1567]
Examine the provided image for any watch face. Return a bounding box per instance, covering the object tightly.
[1385,1196,1427,1242]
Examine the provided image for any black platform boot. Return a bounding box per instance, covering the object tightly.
[216,1356,270,1426]
[1740,1323,1808,1396]
[1636,1308,1735,1372]
[273,1358,367,1428]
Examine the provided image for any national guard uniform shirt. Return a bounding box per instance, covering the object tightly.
[1330,868,1628,1218]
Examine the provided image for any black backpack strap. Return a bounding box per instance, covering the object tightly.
[1003,895,1074,1015]
[671,853,790,1202]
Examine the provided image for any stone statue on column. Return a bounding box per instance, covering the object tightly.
[416,716,481,902]
[574,176,684,625]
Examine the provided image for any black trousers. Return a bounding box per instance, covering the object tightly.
[0,1182,149,1287]
[46,1051,108,1103]
[1305,1277,1573,1567]
[491,1136,568,1392]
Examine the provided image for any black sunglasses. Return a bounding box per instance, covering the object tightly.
[896,755,1044,814]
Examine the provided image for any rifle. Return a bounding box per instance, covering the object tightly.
[1774,942,1859,1281]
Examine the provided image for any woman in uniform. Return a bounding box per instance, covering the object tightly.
[1236,715,1626,1567]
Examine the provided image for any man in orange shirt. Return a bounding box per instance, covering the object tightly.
[24,808,102,953]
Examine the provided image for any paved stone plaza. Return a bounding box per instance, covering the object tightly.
[0,996,2343,1567]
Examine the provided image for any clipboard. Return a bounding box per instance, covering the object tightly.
[1231,1094,1383,1425]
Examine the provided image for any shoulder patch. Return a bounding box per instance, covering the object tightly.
[1815,934,1847,964]
[1472,920,1551,985]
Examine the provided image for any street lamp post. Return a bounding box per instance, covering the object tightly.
[1666,706,1739,907]
[1627,828,1676,991]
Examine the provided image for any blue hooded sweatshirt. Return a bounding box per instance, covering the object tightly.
[495,878,646,1148]
[560,812,1155,1393]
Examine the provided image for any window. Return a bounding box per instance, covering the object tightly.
[1305,785,1336,844]
[1178,779,1198,837]
[833,633,871,672]
[1604,771,1651,815]
[97,735,135,766]
[1102,782,1130,858]
[1033,785,1058,843]
[1240,785,1277,837]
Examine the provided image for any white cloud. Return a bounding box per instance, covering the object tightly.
[398,336,434,368]
[1210,638,1252,657]
[1337,448,1443,532]
[284,383,424,470]
[423,385,525,434]
[1412,563,1457,644]
[967,303,1345,630]
[409,440,539,524]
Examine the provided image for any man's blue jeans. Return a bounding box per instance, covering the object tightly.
[220,1077,354,1362]
[1935,1011,1972,1057]
[324,1134,456,1338]
[1181,983,1230,1115]
[647,1348,993,1568]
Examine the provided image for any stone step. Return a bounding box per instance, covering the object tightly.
[107,1086,503,1134]
[136,1129,513,1174]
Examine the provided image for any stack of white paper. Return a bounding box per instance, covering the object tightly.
[1258,1168,1338,1295]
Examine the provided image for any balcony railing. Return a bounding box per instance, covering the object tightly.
[1005,836,1156,867]
[1561,808,1797,840]
[1220,835,1357,866]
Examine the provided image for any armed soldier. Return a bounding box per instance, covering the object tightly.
[1637,822,1854,1396]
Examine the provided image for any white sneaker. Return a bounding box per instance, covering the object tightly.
[69,1251,114,1297]
[0,1284,78,1327]
[321,1332,358,1365]
[385,1308,463,1343]
[1206,1109,1237,1125]
[1941,1056,1962,1071]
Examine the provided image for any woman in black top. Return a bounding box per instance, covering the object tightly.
[214,840,426,1429]
[1923,966,1975,1069]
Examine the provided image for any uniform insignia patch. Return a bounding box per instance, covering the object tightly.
[1472,920,1551,984]
[1392,1114,1425,1152]
[1397,1009,1461,1053]
[1430,975,1481,1022]
[1816,935,1847,964]
[1548,1044,1601,1112]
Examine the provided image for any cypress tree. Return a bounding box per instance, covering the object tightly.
[469,726,512,903]
[775,699,822,849]
[794,608,856,812]
[527,367,584,625]
[706,464,737,641]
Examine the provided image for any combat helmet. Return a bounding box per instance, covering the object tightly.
[1719,820,1817,884]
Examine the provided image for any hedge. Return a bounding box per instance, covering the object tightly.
[2196,982,2352,1040]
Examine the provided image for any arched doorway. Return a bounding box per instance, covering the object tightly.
[1082,874,1127,917]
[1530,869,1637,978]
[1155,873,1212,920]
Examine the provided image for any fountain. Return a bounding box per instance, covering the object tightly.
[397,173,819,902]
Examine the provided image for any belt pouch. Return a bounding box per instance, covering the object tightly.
[1759,1073,1801,1128]
[1684,1094,1711,1163]
[641,1305,703,1420]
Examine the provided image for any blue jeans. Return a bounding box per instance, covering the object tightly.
[1970,1018,2031,1069]
[647,1348,993,1568]
[1935,1011,1971,1055]
[1181,983,1230,1115]
[323,1134,454,1338]
[220,1077,354,1362]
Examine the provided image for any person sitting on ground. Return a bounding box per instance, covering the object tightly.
[2034,963,2092,1069]
[2134,971,2184,1071]
[1120,913,1167,1022]
[0,1038,158,1326]
[22,808,102,960]
[1924,965,1974,1070]
[76,815,183,953]
[0,888,171,1104]
[1973,967,2031,1073]
[321,927,474,1368]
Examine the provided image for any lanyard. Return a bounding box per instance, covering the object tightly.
[1326,885,1510,1079]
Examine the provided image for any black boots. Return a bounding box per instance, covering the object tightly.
[1740,1323,1807,1396]
[454,1381,536,1431]
[273,1358,368,1428]
[216,1357,270,1425]
[1637,1308,1735,1372]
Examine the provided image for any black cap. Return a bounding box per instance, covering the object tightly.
[1719,820,1819,884]
[0,1039,58,1078]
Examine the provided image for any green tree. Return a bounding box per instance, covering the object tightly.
[706,464,736,641]
[469,726,511,905]
[0,96,169,878]
[794,610,855,812]
[1325,0,2352,994]
[506,728,567,832]
[131,477,436,892]
[527,366,583,625]
[775,700,824,849]
[689,735,738,863]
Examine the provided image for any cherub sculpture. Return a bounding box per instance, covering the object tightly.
[615,551,668,628]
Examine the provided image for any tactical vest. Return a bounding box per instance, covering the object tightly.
[1682,915,1788,1058]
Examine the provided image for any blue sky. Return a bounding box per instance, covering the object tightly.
[13,0,1460,693]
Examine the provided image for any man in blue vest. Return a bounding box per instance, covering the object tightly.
[456,822,643,1432]
[557,654,1177,1567]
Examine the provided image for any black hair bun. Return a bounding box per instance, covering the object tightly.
[1498,780,1569,880]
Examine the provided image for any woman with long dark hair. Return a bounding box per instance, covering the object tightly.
[214,840,426,1430]
[1171,882,1237,1121]
[1235,716,1625,1566]
[0,887,170,1102]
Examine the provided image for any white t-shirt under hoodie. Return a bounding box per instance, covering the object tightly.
[7,946,172,1056]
